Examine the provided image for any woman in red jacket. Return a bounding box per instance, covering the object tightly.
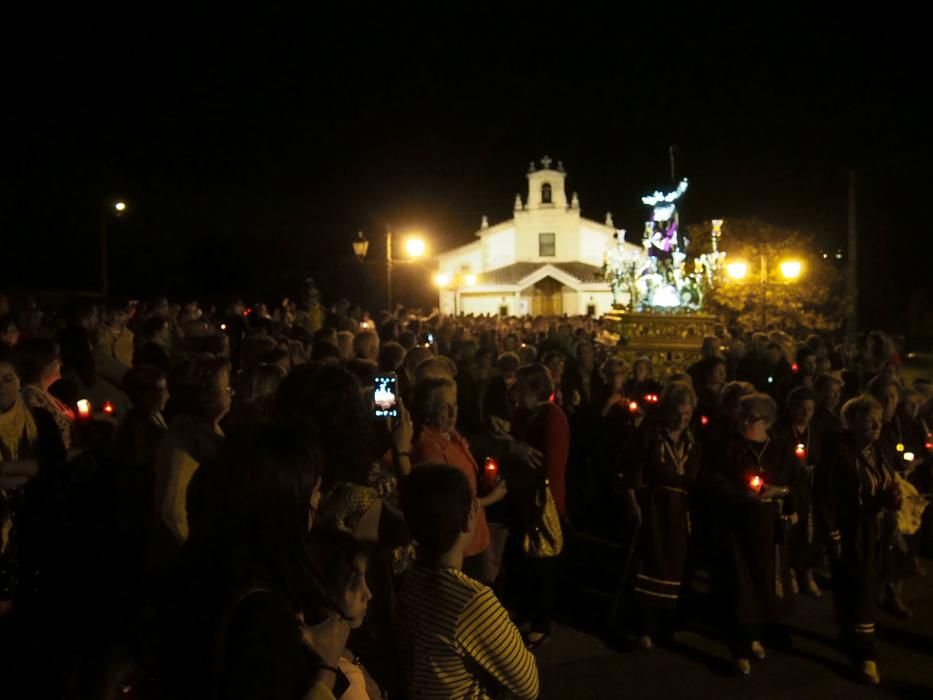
[410,377,507,581]
[511,363,570,647]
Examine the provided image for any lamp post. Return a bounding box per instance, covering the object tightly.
[100,200,127,299]
[433,271,477,316]
[726,254,802,328]
[353,228,426,310]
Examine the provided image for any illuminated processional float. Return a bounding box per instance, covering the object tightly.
[601,178,727,376]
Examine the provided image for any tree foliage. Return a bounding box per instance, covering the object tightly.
[686,218,847,333]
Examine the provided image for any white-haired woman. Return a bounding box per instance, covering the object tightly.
[822,395,901,685]
[709,392,798,676]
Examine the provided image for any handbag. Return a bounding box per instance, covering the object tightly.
[896,472,930,535]
[522,486,564,558]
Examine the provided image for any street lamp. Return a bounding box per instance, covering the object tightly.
[101,199,128,299]
[352,231,370,262]
[726,254,804,328]
[780,260,802,280]
[726,260,748,280]
[433,270,477,316]
[353,227,426,310]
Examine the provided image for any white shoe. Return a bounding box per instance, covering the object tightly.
[750,641,767,660]
[861,660,880,685]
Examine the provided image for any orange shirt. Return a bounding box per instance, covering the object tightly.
[412,426,490,556]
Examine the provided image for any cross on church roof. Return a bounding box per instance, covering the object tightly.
[540,155,552,169]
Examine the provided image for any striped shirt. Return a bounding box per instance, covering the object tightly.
[397,564,539,699]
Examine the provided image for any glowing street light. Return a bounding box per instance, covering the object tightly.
[780,259,802,280]
[433,272,451,288]
[726,260,748,280]
[405,236,426,259]
[101,198,129,299]
[353,227,429,309]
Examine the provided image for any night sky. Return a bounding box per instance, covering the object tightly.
[2,10,929,332]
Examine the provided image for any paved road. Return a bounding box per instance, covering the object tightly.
[534,563,933,699]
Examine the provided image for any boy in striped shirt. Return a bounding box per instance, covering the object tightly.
[397,463,539,699]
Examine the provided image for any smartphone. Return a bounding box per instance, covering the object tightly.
[373,372,399,418]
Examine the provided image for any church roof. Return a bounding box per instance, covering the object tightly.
[478,261,603,285]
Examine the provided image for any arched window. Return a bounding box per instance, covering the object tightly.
[541,182,552,204]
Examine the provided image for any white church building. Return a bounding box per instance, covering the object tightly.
[435,157,641,316]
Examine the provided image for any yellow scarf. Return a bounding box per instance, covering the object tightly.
[0,396,39,461]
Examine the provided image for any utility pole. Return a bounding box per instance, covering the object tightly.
[386,226,393,312]
[100,209,109,299]
[846,171,858,343]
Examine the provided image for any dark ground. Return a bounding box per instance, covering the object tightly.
[535,558,933,699]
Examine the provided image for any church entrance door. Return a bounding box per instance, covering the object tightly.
[531,277,563,316]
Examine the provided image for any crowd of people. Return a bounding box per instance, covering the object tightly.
[0,291,931,698]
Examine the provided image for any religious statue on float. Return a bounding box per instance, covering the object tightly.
[603,179,726,313]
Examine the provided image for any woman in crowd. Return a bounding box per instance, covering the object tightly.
[279,364,410,546]
[179,423,355,700]
[812,373,844,440]
[17,338,75,449]
[135,316,173,372]
[411,377,507,582]
[0,315,20,351]
[58,324,131,418]
[152,355,230,568]
[510,363,569,647]
[308,528,384,699]
[278,363,411,696]
[624,356,662,404]
[110,364,170,514]
[227,363,287,427]
[867,374,915,616]
[823,395,901,685]
[774,386,823,596]
[708,393,798,675]
[620,381,701,649]
[0,352,65,615]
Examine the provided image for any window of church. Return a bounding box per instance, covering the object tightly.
[539,233,556,257]
[541,183,552,204]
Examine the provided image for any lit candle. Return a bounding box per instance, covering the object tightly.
[700,415,709,427]
[794,443,807,460]
[484,457,499,487]
[749,475,763,492]
[102,400,114,416]
[77,399,92,420]
[628,401,639,414]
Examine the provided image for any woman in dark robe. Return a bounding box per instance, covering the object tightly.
[620,381,701,649]
[708,392,798,675]
[773,386,823,596]
[822,395,901,685]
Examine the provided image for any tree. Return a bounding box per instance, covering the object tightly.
[685,218,848,334]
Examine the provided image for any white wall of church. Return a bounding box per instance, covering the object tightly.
[580,226,612,267]
[514,208,582,262]
[483,227,516,270]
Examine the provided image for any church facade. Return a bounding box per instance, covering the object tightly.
[435,157,640,316]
